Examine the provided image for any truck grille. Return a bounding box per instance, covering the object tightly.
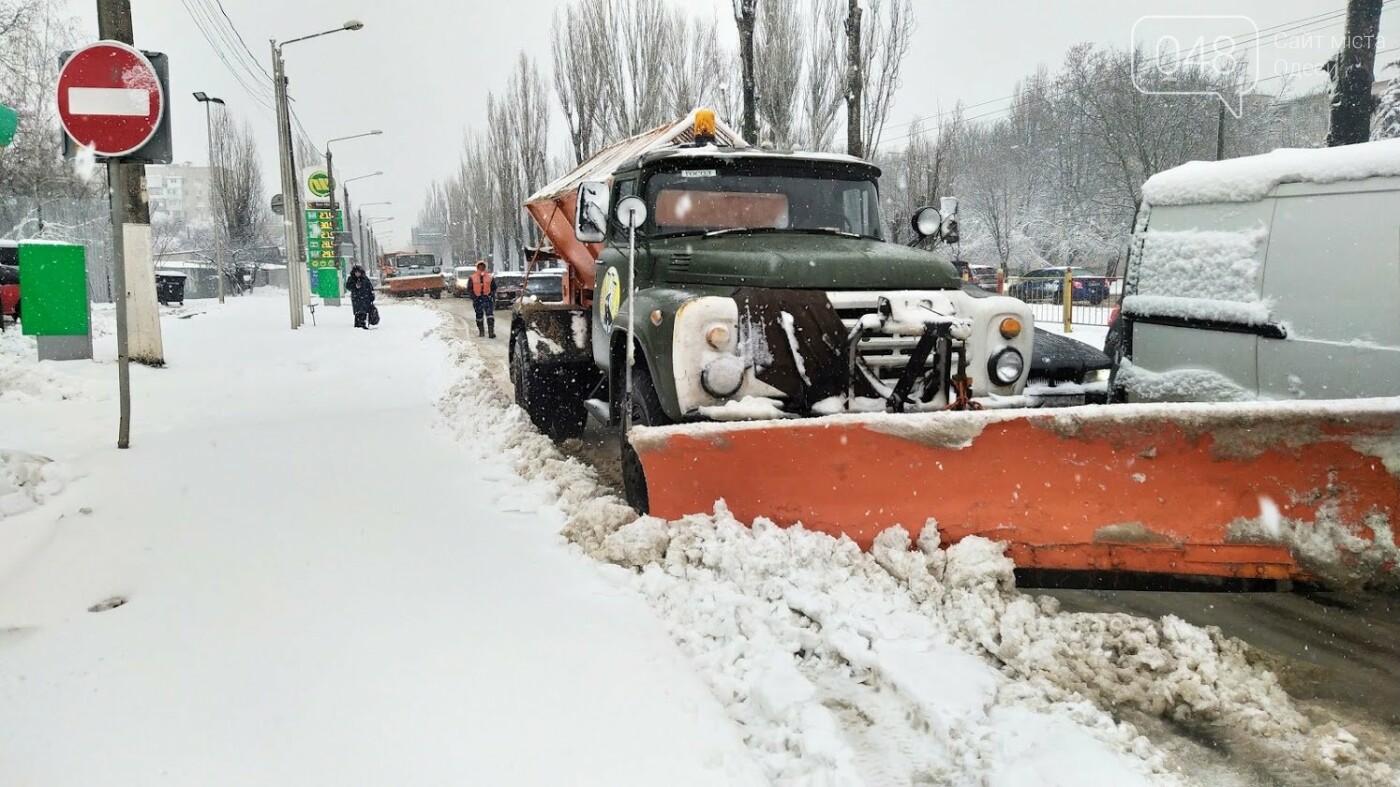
[829,293,922,383]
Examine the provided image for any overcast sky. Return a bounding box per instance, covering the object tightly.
[64,0,1400,249]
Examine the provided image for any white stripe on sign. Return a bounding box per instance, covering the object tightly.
[67,87,149,116]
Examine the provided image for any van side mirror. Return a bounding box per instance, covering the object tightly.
[575,181,609,244]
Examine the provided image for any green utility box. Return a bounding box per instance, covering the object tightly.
[316,268,340,299]
[19,241,92,361]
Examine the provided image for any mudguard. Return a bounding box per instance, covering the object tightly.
[632,398,1400,587]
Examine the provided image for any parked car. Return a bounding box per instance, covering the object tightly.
[1116,142,1400,402]
[0,257,19,327]
[450,266,476,298]
[493,272,526,309]
[1009,267,1109,305]
[518,269,565,303]
[968,264,999,291]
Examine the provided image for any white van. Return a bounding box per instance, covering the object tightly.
[1115,140,1400,402]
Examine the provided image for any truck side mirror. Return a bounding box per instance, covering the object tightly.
[575,181,609,244]
[939,197,960,244]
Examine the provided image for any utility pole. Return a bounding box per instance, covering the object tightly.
[846,0,864,159]
[1327,0,1384,147]
[271,41,301,328]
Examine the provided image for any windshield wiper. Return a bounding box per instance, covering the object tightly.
[703,227,868,239]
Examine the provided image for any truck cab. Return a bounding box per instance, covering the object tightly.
[510,110,1035,509]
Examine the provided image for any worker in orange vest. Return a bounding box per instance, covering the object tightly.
[469,260,496,338]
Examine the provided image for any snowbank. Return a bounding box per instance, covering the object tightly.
[0,450,79,519]
[0,329,106,403]
[1142,139,1400,206]
[437,322,1400,782]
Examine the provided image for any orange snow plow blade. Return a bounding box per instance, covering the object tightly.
[633,400,1400,585]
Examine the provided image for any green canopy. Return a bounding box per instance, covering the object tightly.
[0,103,16,148]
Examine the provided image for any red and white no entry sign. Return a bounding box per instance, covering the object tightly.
[56,40,165,158]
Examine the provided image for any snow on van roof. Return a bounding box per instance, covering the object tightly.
[1142,139,1400,206]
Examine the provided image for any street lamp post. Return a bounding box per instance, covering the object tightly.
[341,172,383,269]
[270,18,364,329]
[193,92,226,304]
[367,217,393,275]
[357,201,390,269]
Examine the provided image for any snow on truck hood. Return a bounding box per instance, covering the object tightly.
[1141,139,1400,206]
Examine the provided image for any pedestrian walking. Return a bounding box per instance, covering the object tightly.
[345,265,377,330]
[468,260,496,338]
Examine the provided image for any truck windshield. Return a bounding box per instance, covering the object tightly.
[646,168,883,240]
[396,254,435,271]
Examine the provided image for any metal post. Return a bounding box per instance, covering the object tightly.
[271,41,299,328]
[623,221,637,429]
[1062,267,1073,334]
[203,99,225,304]
[108,162,131,449]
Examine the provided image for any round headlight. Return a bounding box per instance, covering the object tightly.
[701,355,744,398]
[911,206,942,238]
[989,348,1025,386]
[705,324,731,350]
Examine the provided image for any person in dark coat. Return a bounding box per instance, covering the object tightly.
[467,260,497,338]
[345,265,376,329]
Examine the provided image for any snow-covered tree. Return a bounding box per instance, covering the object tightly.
[1373,61,1400,140]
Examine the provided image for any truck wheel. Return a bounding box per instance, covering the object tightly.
[511,330,587,441]
[429,290,441,299]
[621,362,672,514]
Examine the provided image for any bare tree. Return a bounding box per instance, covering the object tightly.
[210,114,269,253]
[754,0,804,147]
[667,12,726,118]
[858,0,914,155]
[551,3,609,164]
[801,0,844,150]
[600,0,675,138]
[733,0,759,142]
[510,53,551,247]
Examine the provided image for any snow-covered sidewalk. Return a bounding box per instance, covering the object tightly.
[0,295,764,785]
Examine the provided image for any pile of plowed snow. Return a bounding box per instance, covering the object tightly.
[0,450,79,520]
[433,319,1397,786]
[0,330,105,403]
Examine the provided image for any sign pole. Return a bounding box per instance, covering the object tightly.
[108,161,131,449]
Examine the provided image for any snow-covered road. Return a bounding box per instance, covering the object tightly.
[5,294,1399,786]
[0,295,764,785]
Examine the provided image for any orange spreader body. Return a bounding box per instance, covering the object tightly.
[634,402,1400,582]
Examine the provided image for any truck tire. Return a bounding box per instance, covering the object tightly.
[429,290,441,299]
[621,362,672,514]
[510,329,587,441]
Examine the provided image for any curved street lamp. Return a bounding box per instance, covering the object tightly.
[193,92,227,304]
[271,19,365,328]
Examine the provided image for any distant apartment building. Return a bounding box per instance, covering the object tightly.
[146,163,214,228]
